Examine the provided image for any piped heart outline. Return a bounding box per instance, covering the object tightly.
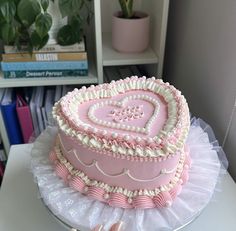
[88,94,160,134]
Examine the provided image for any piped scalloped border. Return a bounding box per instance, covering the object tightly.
[52,77,190,158]
[49,143,192,209]
[58,137,178,182]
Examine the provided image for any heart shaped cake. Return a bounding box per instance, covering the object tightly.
[51,77,191,209]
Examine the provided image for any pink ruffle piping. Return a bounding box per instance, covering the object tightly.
[55,162,69,182]
[49,150,57,163]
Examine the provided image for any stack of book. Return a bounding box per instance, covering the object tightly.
[1,38,88,78]
[0,85,77,147]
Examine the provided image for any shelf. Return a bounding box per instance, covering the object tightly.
[0,62,98,88]
[102,33,158,66]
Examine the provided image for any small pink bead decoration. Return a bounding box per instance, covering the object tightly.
[109,105,144,123]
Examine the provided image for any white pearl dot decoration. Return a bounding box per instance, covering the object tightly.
[165,200,172,207]
[54,76,190,158]
[184,164,189,169]
[84,186,89,192]
[103,193,109,200]
[160,186,165,192]
[87,94,160,135]
[128,198,133,204]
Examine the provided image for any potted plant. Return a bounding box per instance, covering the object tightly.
[0,0,93,53]
[112,0,150,53]
[55,0,93,46]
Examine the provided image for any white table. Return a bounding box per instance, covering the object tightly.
[0,144,236,231]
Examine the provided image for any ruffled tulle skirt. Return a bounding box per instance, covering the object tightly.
[31,117,228,231]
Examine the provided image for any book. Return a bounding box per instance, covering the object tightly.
[62,85,75,96]
[41,107,47,129]
[3,69,88,78]
[104,66,121,82]
[0,161,4,185]
[16,94,34,143]
[0,88,23,145]
[4,38,85,54]
[54,85,62,102]
[0,89,10,153]
[30,88,40,137]
[1,60,88,71]
[2,52,87,62]
[45,89,55,126]
[118,66,133,78]
[130,65,142,76]
[35,87,45,133]
[0,149,6,163]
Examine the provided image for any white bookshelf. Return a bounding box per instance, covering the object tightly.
[98,0,169,77]
[102,33,158,66]
[0,0,169,154]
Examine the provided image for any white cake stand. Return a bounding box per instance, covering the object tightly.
[31,118,228,231]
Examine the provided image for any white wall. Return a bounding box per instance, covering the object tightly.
[164,0,236,180]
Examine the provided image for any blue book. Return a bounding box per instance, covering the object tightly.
[1,60,88,71]
[0,89,23,145]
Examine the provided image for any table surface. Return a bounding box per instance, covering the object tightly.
[0,144,236,231]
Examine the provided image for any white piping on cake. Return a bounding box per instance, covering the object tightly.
[52,77,190,158]
[59,135,177,183]
[54,141,186,197]
[88,94,160,135]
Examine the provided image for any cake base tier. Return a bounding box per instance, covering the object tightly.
[31,118,228,231]
[49,141,190,209]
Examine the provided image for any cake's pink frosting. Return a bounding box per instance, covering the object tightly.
[169,184,182,199]
[180,168,189,185]
[87,187,105,202]
[51,152,188,209]
[55,163,69,182]
[53,77,190,156]
[108,193,132,208]
[49,150,57,163]
[59,132,181,190]
[50,145,190,209]
[69,176,85,191]
[133,195,155,208]
[77,90,167,138]
[51,77,191,209]
[153,191,172,208]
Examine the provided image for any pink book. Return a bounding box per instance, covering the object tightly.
[16,95,34,143]
[0,161,4,178]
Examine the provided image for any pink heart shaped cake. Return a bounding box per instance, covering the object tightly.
[51,77,191,209]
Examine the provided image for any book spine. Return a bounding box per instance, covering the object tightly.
[4,41,85,53]
[1,60,88,71]
[2,52,87,62]
[1,102,23,145]
[3,69,88,78]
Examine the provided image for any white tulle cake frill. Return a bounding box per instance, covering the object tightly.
[31,117,228,231]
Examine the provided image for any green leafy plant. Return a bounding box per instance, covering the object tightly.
[118,0,134,19]
[56,0,93,46]
[0,0,52,52]
[0,0,93,52]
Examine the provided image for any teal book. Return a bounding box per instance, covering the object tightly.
[3,69,88,78]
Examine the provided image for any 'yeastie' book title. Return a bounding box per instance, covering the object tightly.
[4,38,85,54]
[2,52,87,62]
[3,69,88,78]
[1,60,88,71]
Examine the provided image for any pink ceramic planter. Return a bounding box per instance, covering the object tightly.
[112,11,150,53]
